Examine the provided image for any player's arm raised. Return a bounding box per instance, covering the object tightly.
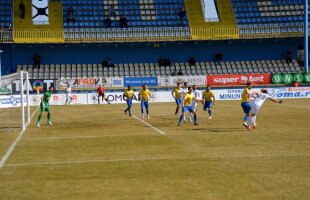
[269,98,283,104]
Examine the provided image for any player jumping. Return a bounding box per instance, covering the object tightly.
[123,85,136,116]
[189,85,201,123]
[241,82,252,127]
[138,84,151,119]
[246,89,283,130]
[36,86,54,128]
[202,85,216,119]
[181,82,189,122]
[65,83,73,105]
[97,85,110,104]
[171,82,182,116]
[178,86,203,126]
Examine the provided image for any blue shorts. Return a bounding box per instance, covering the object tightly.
[175,98,182,106]
[141,101,149,109]
[126,99,133,107]
[182,105,195,113]
[203,101,213,111]
[241,102,251,114]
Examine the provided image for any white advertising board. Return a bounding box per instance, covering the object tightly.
[1,87,310,108]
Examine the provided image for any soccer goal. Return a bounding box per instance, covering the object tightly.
[0,71,31,132]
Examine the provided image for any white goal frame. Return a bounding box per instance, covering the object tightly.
[20,71,30,131]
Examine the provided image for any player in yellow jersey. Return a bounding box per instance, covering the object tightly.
[138,84,151,119]
[241,82,252,127]
[178,87,203,126]
[123,85,136,116]
[171,82,182,116]
[202,85,216,119]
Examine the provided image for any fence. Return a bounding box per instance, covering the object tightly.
[1,24,310,43]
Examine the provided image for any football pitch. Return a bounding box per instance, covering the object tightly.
[1,99,310,200]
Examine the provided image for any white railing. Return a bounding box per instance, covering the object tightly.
[64,27,192,42]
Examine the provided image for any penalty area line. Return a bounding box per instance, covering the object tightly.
[3,153,310,168]
[132,115,166,135]
[0,107,40,170]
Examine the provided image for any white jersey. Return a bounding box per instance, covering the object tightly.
[191,89,201,107]
[181,87,188,102]
[66,87,72,94]
[66,87,72,98]
[252,92,270,108]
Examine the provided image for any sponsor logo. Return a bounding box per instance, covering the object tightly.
[0,96,21,106]
[269,88,310,98]
[150,93,157,101]
[53,94,78,102]
[208,74,270,85]
[213,76,265,84]
[31,96,40,104]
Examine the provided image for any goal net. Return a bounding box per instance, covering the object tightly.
[0,71,31,132]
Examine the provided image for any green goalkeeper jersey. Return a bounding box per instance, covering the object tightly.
[41,91,52,112]
[43,91,52,103]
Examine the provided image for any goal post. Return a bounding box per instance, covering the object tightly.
[20,71,31,131]
[0,71,31,132]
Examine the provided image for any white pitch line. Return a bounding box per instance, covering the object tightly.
[0,107,39,170]
[3,153,310,168]
[22,133,158,141]
[132,115,166,135]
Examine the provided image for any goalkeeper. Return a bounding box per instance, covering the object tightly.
[36,86,54,128]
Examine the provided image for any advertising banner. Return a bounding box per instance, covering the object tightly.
[123,77,158,87]
[49,93,88,105]
[32,0,49,25]
[213,87,310,100]
[272,73,310,84]
[160,76,206,87]
[59,78,110,90]
[11,79,57,93]
[0,95,27,108]
[1,87,310,108]
[207,74,271,86]
[111,77,124,87]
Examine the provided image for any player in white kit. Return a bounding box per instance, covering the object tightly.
[189,85,201,123]
[65,83,73,105]
[246,89,282,130]
[180,82,189,122]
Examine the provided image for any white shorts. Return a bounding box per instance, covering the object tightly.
[191,103,198,111]
[250,104,260,115]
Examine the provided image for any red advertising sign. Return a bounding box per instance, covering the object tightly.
[207,74,271,86]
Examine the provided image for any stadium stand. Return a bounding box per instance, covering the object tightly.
[62,0,188,28]
[0,0,12,28]
[231,0,306,25]
[17,59,302,79]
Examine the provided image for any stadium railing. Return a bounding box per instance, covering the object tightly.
[0,31,13,43]
[1,24,309,44]
[64,27,192,42]
[13,30,65,43]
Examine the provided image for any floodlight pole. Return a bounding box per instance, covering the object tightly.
[304,0,309,73]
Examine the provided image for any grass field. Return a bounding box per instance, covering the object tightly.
[1,99,310,200]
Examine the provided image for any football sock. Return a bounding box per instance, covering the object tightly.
[194,114,198,124]
[178,115,183,125]
[208,109,212,117]
[244,115,248,123]
[37,114,42,124]
[47,113,51,123]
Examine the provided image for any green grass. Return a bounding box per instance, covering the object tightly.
[0,99,310,199]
